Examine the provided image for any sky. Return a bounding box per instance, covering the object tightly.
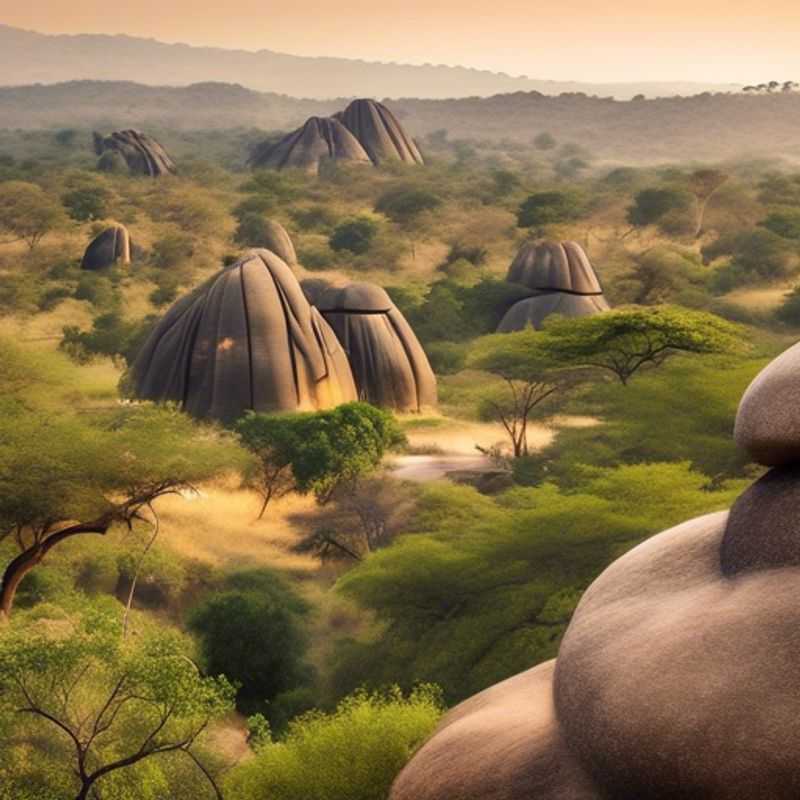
[4,0,800,83]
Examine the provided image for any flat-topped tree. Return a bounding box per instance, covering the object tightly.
[0,403,248,620]
[540,306,743,386]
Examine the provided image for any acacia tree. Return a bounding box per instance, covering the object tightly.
[0,404,248,620]
[375,186,441,259]
[468,330,585,458]
[540,306,742,386]
[688,169,729,237]
[0,180,68,250]
[0,606,234,799]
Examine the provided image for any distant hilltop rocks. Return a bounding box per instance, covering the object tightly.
[80,224,132,271]
[392,340,800,800]
[317,282,437,412]
[250,116,371,173]
[498,241,610,331]
[131,249,357,423]
[93,129,177,177]
[251,99,423,174]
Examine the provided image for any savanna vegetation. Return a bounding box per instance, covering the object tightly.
[1,111,798,799]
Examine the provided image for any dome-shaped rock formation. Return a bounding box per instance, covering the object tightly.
[392,340,800,800]
[498,241,610,331]
[300,277,332,306]
[507,241,603,294]
[80,224,132,271]
[260,219,298,266]
[497,292,610,332]
[335,99,424,166]
[93,130,177,177]
[132,249,357,422]
[249,116,372,175]
[317,282,437,412]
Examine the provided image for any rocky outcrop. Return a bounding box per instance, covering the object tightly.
[260,219,298,265]
[498,241,610,331]
[391,342,800,799]
[249,116,371,174]
[80,224,132,271]
[251,98,423,173]
[132,249,357,423]
[316,282,436,412]
[93,129,176,177]
[335,99,424,165]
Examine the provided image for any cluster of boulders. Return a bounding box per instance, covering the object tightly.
[93,130,177,177]
[250,99,424,174]
[132,238,436,422]
[498,241,610,332]
[81,224,132,271]
[391,343,800,799]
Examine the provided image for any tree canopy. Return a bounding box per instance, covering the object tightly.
[0,180,67,249]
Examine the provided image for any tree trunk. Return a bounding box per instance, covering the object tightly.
[0,545,45,620]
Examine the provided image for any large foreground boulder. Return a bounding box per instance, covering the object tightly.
[335,99,424,165]
[498,240,610,331]
[260,219,298,266]
[392,342,800,799]
[249,116,371,175]
[132,249,357,422]
[93,130,176,177]
[317,282,436,412]
[80,224,132,271]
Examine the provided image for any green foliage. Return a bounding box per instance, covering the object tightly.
[331,469,741,703]
[329,216,379,255]
[62,186,110,222]
[533,132,557,150]
[615,247,709,306]
[0,602,235,799]
[540,305,743,385]
[151,232,194,268]
[516,190,582,228]
[760,209,800,240]
[74,272,118,307]
[225,686,443,800]
[189,569,312,722]
[60,311,155,366]
[233,213,276,248]
[375,186,442,226]
[236,403,404,504]
[776,285,800,325]
[627,187,691,227]
[0,180,68,249]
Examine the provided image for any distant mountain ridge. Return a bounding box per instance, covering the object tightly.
[2,80,799,162]
[0,24,740,100]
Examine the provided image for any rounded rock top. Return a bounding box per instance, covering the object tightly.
[507,240,604,295]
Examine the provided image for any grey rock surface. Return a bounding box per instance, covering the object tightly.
[335,99,424,165]
[507,241,603,295]
[94,129,176,176]
[80,224,132,271]
[132,249,357,422]
[260,219,298,266]
[497,292,610,332]
[317,282,437,411]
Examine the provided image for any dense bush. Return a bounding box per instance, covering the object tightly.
[330,216,379,254]
[225,686,443,800]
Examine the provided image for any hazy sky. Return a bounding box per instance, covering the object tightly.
[5,1,800,83]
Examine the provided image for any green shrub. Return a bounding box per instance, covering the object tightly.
[225,686,443,800]
[330,217,379,255]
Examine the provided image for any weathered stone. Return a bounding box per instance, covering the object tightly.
[721,465,800,576]
[497,292,610,332]
[335,99,424,165]
[250,116,371,174]
[132,249,357,422]
[261,219,297,266]
[734,341,800,466]
[317,282,437,412]
[507,241,603,295]
[80,224,132,271]
[391,660,599,800]
[93,129,176,177]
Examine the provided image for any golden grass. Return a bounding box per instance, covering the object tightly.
[722,283,792,312]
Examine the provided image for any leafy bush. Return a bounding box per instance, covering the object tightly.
[225,686,443,800]
[189,569,312,720]
[517,190,582,228]
[329,217,379,255]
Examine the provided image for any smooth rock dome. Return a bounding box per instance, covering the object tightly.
[335,99,424,165]
[250,116,372,175]
[260,219,298,266]
[93,130,177,177]
[392,338,800,800]
[507,241,604,294]
[80,224,132,271]
[734,340,800,466]
[132,249,357,422]
[497,292,610,332]
[317,282,437,412]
